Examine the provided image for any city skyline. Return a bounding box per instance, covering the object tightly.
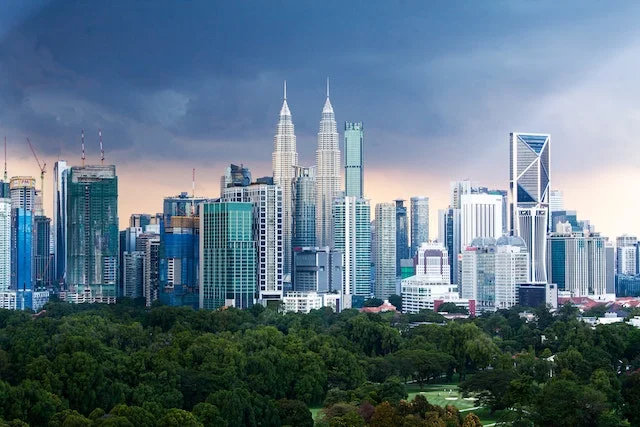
[0,1,639,239]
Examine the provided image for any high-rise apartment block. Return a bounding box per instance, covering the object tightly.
[344,122,363,198]
[509,132,550,283]
[10,177,36,211]
[374,203,396,299]
[222,182,283,302]
[65,165,118,303]
[292,246,343,294]
[333,196,371,302]
[200,202,256,310]
[616,235,637,276]
[547,223,608,297]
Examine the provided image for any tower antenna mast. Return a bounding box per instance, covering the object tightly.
[81,130,86,167]
[99,129,104,165]
[3,136,7,182]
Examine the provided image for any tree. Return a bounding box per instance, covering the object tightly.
[156,409,203,427]
[460,369,517,413]
[388,295,403,312]
[437,303,468,314]
[461,413,482,427]
[364,298,384,308]
[277,399,313,427]
[192,403,225,427]
[370,402,399,427]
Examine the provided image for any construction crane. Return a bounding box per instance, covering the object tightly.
[26,137,46,200]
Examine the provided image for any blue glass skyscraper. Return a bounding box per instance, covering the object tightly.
[344,122,363,198]
[12,208,32,296]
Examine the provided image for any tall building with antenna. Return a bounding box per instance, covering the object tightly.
[272,81,298,279]
[53,160,69,285]
[316,79,341,248]
[63,130,119,303]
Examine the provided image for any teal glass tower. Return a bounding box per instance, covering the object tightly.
[66,165,119,303]
[344,122,363,198]
[199,202,256,310]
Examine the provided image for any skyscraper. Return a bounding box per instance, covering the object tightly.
[460,193,503,249]
[410,196,429,256]
[223,182,283,302]
[334,196,371,302]
[549,190,564,213]
[375,203,396,299]
[0,199,9,292]
[495,236,529,310]
[33,215,51,288]
[53,161,69,285]
[395,200,409,274]
[272,82,298,276]
[438,207,460,285]
[616,234,637,276]
[220,163,252,196]
[547,225,607,297]
[509,132,550,283]
[316,80,341,248]
[344,122,363,198]
[292,166,316,249]
[159,192,207,308]
[11,208,32,293]
[65,165,118,303]
[200,202,256,310]
[9,177,36,211]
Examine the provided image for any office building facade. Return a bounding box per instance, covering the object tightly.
[460,193,503,250]
[292,246,343,293]
[344,122,363,198]
[200,202,256,310]
[374,203,396,299]
[334,196,371,301]
[272,84,298,275]
[395,200,409,274]
[222,183,283,302]
[509,133,550,283]
[292,166,316,249]
[410,196,429,256]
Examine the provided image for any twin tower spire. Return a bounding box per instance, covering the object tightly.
[272,79,341,276]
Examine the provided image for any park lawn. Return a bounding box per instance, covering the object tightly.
[309,405,322,420]
[406,383,477,411]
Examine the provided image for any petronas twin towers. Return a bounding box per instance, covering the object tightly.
[272,80,341,275]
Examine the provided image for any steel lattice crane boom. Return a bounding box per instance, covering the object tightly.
[26,137,46,198]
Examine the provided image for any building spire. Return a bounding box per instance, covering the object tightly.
[280,80,291,116]
[284,80,287,100]
[326,77,330,98]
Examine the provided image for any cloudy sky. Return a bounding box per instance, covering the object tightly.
[1,0,639,237]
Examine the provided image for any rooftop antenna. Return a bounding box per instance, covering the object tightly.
[3,136,7,182]
[99,129,104,165]
[81,129,86,167]
[326,77,330,98]
[283,80,287,100]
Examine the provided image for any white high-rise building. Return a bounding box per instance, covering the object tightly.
[616,234,638,275]
[10,177,37,211]
[495,237,529,310]
[374,203,396,299]
[316,80,341,248]
[450,180,476,209]
[509,133,550,283]
[549,190,564,213]
[410,196,429,256]
[272,82,298,277]
[333,196,370,301]
[547,224,608,297]
[415,241,451,283]
[222,183,284,302]
[0,199,10,291]
[460,193,503,249]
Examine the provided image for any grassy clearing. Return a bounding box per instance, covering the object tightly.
[406,383,477,410]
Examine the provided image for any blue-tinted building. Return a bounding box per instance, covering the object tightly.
[395,200,409,275]
[292,166,316,249]
[616,275,640,297]
[344,122,364,198]
[159,192,208,308]
[12,208,33,293]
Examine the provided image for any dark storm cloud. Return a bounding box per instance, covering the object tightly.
[0,0,639,173]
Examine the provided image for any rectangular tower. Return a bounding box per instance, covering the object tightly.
[460,193,503,249]
[375,203,396,299]
[509,133,550,283]
[344,122,364,198]
[65,165,118,303]
[222,183,283,302]
[53,161,69,285]
[292,166,316,249]
[333,196,371,302]
[200,202,256,310]
[410,196,429,256]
